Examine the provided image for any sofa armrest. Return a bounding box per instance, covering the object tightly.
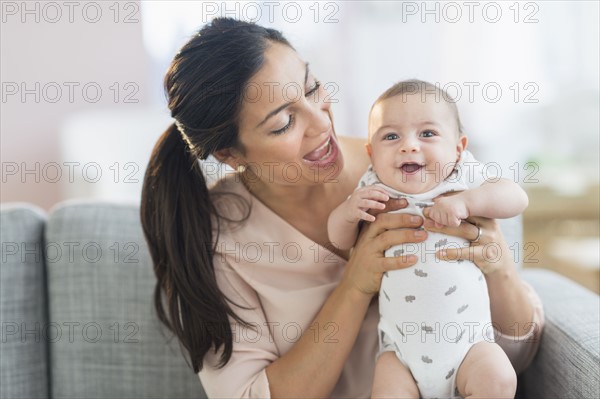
[0,203,48,399]
[519,268,599,399]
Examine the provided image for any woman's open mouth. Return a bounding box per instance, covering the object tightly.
[302,135,338,166]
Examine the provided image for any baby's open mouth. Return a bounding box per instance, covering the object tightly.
[400,163,424,174]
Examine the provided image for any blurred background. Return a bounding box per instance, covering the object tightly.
[1,0,599,292]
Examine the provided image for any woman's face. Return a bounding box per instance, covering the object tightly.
[232,42,344,187]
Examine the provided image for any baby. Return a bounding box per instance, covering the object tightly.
[328,80,528,398]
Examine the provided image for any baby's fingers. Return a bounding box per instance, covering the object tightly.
[359,199,386,210]
[448,217,462,227]
[360,211,376,223]
[423,217,481,242]
[360,187,390,202]
[428,209,445,228]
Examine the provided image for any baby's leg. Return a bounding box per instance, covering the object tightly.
[456,341,517,399]
[371,351,419,399]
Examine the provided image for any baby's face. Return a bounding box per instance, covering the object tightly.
[367,93,467,194]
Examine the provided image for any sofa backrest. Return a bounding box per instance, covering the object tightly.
[44,201,205,398]
[1,202,205,398]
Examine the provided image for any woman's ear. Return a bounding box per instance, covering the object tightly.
[213,148,244,170]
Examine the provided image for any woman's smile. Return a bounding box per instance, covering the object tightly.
[302,133,340,167]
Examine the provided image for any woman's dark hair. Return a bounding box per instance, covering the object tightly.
[140,18,291,373]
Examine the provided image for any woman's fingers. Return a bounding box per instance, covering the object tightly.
[423,209,507,275]
[423,208,497,240]
[436,246,472,262]
[380,254,419,272]
[369,198,409,216]
[363,212,424,240]
[437,244,502,274]
[374,228,427,254]
[346,202,431,296]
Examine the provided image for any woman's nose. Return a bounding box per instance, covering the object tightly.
[304,95,332,137]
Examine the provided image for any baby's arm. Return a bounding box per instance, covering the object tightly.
[429,178,529,227]
[327,186,390,250]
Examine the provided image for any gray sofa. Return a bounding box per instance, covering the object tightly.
[1,201,599,398]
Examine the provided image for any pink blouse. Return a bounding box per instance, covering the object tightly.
[198,174,545,398]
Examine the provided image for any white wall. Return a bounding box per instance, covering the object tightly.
[2,1,599,210]
[1,0,153,210]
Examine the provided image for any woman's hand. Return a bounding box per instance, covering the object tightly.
[422,209,513,276]
[341,198,426,297]
[422,209,536,337]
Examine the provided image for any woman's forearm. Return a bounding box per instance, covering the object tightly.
[265,210,420,397]
[265,279,372,398]
[486,264,534,337]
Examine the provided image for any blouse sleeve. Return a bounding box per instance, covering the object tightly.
[494,280,545,374]
[198,253,278,398]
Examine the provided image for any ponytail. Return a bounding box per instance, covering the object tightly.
[141,17,292,373]
[140,123,249,372]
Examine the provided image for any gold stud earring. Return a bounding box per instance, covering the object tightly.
[236,164,247,173]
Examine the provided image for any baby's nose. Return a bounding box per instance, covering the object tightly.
[400,137,420,152]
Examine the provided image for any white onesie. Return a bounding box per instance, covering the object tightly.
[357,151,498,399]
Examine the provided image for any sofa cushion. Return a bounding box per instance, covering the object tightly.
[45,200,205,398]
[520,268,600,399]
[1,203,49,398]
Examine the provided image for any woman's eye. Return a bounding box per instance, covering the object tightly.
[384,133,399,141]
[272,115,294,135]
[421,130,436,138]
[305,80,321,97]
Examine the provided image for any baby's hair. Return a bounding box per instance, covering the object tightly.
[372,79,465,136]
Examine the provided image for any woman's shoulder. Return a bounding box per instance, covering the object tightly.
[209,174,253,230]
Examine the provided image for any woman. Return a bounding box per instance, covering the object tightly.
[141,18,543,398]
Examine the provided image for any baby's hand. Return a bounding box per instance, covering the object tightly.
[344,186,390,223]
[428,194,469,227]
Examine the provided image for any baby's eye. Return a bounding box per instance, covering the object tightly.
[384,133,399,141]
[421,130,436,138]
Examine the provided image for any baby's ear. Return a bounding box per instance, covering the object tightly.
[365,142,373,157]
[456,135,468,155]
